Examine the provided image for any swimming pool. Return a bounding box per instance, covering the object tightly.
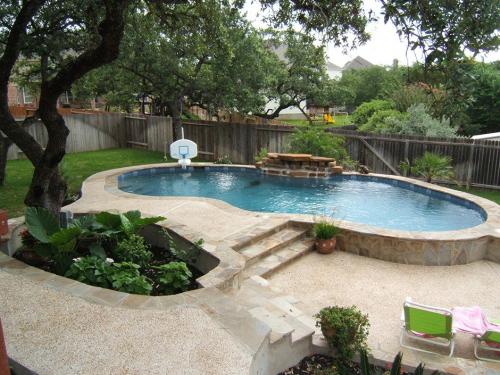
[118,167,486,232]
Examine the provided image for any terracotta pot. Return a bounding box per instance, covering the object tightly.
[315,237,337,254]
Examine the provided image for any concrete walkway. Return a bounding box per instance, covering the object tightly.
[0,270,252,375]
[268,251,500,373]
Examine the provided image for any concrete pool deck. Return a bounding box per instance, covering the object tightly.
[268,251,500,373]
[1,163,500,374]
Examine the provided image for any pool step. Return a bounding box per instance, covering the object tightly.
[238,225,310,267]
[242,236,315,279]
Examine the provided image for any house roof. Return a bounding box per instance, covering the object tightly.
[326,61,342,71]
[343,56,373,70]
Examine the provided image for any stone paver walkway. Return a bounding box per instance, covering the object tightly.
[268,251,500,373]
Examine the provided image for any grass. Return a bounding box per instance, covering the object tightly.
[0,148,166,217]
[283,114,353,128]
[451,186,500,205]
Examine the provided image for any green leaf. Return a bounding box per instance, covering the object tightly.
[95,212,122,229]
[71,215,95,230]
[89,243,107,260]
[49,227,81,246]
[25,207,60,243]
[124,210,141,223]
[119,214,134,236]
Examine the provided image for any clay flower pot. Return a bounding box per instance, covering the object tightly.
[315,237,337,254]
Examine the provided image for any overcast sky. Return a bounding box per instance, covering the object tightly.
[243,0,499,67]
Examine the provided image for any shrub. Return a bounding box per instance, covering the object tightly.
[113,234,153,267]
[358,109,406,133]
[154,261,193,294]
[255,147,268,162]
[352,100,393,126]
[313,221,340,240]
[65,256,153,295]
[288,127,348,161]
[214,155,232,164]
[389,104,457,137]
[65,256,113,289]
[315,305,370,362]
[400,152,454,183]
[108,262,153,295]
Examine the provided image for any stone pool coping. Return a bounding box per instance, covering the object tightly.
[103,162,500,242]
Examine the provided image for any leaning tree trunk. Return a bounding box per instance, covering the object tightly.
[0,136,12,186]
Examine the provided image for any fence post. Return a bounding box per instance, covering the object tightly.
[403,140,410,176]
[466,141,475,190]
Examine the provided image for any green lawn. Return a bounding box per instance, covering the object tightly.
[451,186,500,205]
[0,148,166,217]
[283,114,353,128]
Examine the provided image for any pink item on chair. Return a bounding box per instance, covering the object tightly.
[452,306,489,335]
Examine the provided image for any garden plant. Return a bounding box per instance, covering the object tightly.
[17,207,199,295]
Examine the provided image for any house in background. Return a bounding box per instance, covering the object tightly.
[264,56,374,120]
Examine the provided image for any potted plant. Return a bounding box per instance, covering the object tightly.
[313,220,340,254]
[315,305,370,363]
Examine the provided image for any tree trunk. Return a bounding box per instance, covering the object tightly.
[298,105,313,125]
[167,100,182,140]
[0,136,12,186]
[24,107,69,212]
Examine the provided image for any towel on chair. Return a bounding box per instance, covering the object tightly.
[452,306,500,336]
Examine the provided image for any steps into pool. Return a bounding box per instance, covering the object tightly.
[234,222,314,278]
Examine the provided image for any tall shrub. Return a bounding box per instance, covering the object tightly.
[388,104,456,137]
[288,128,348,161]
[352,100,394,126]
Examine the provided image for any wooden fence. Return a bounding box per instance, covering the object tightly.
[7,112,172,160]
[181,120,500,189]
[124,115,173,153]
[5,115,500,188]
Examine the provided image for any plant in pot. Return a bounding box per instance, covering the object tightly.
[313,220,340,254]
[315,305,370,364]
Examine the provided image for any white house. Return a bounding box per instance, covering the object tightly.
[471,132,500,141]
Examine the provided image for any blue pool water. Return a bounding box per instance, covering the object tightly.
[118,167,486,232]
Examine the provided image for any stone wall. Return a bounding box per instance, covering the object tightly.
[337,229,491,266]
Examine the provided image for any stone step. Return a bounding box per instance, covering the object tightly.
[238,226,309,266]
[231,278,316,346]
[230,220,290,251]
[243,237,314,279]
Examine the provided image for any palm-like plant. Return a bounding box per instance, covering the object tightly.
[400,152,454,183]
[359,350,438,375]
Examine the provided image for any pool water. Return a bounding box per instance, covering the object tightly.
[118,168,486,232]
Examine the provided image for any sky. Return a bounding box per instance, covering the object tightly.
[243,0,500,68]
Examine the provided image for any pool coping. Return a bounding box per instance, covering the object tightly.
[99,162,500,242]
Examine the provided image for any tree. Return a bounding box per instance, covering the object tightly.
[255,30,330,121]
[465,61,500,135]
[381,0,500,126]
[0,0,130,212]
[111,1,274,136]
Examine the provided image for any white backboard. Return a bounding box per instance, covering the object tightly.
[170,139,198,159]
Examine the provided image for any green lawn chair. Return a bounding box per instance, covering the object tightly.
[400,297,455,356]
[474,327,500,362]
